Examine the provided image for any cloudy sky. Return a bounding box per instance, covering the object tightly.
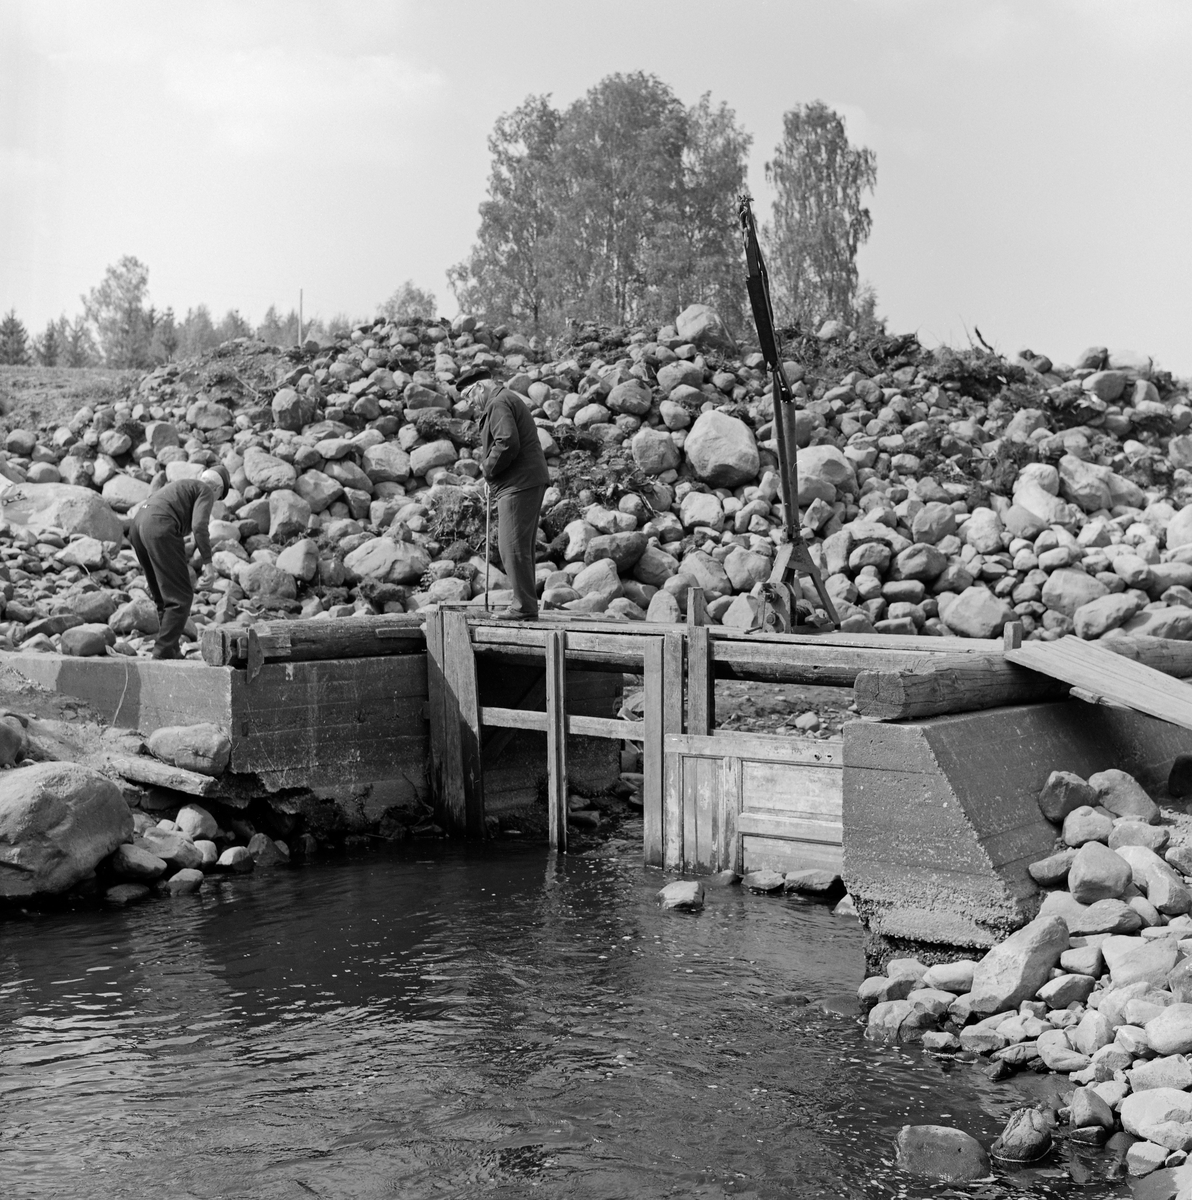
[2,0,1190,372]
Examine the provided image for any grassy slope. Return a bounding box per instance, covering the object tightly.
[0,365,139,435]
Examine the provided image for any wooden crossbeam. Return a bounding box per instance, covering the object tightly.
[479,707,639,740]
[1006,635,1192,732]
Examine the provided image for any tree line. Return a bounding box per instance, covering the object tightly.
[450,73,879,337]
[0,266,438,370]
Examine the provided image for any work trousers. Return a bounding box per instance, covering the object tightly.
[130,514,193,656]
[496,484,546,617]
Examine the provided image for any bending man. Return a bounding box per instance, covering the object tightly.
[458,365,549,621]
[130,467,227,659]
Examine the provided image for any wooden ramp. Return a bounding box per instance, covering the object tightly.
[1006,635,1192,731]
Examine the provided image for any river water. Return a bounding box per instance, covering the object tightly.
[0,837,1134,1199]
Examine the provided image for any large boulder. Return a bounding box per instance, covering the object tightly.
[146,723,232,776]
[684,412,759,488]
[102,475,151,513]
[362,443,411,485]
[797,445,855,496]
[631,428,680,476]
[0,482,122,542]
[675,303,736,353]
[968,914,1069,1015]
[941,586,1014,639]
[0,762,132,897]
[894,1126,990,1182]
[243,448,298,492]
[344,538,430,586]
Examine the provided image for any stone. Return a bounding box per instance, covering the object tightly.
[295,469,344,513]
[102,474,152,512]
[606,380,653,416]
[1068,898,1144,936]
[243,447,298,492]
[1036,1028,1090,1072]
[894,1126,990,1182]
[238,561,298,600]
[1074,593,1144,640]
[60,623,113,657]
[269,489,312,540]
[1063,805,1115,847]
[109,597,160,635]
[163,868,204,895]
[675,303,736,352]
[968,914,1069,1015]
[743,870,785,893]
[1090,768,1160,823]
[1028,848,1077,886]
[1104,934,1179,987]
[0,482,123,542]
[783,868,842,895]
[137,830,203,871]
[1130,1056,1192,1094]
[1059,454,1114,512]
[1121,1088,1192,1142]
[1147,1006,1192,1056]
[1068,840,1133,903]
[683,412,759,488]
[1037,973,1096,1008]
[920,961,977,994]
[1070,1087,1116,1130]
[631,427,680,475]
[940,586,1014,638]
[1038,771,1096,824]
[216,845,254,873]
[105,883,151,906]
[723,547,770,591]
[572,558,623,605]
[271,387,316,431]
[0,762,132,897]
[657,881,705,911]
[146,723,232,776]
[1127,1141,1171,1177]
[1116,845,1192,915]
[361,443,411,484]
[247,832,288,866]
[1111,821,1169,853]
[1041,569,1109,618]
[276,538,320,582]
[990,1107,1051,1162]
[174,804,218,841]
[344,538,430,586]
[679,490,724,530]
[108,842,167,882]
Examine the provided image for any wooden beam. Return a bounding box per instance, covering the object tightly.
[642,639,664,867]
[545,629,567,853]
[1007,635,1192,733]
[441,609,485,838]
[103,753,217,797]
[662,630,685,870]
[686,586,707,627]
[425,608,452,829]
[854,660,1065,720]
[200,614,424,666]
[687,624,714,736]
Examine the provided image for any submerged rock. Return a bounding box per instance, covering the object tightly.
[894,1125,990,1181]
[991,1107,1052,1162]
[657,880,705,912]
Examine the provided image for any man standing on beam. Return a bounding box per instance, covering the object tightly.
[457,364,550,621]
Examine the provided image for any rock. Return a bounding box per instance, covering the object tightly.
[269,489,312,540]
[163,867,204,895]
[110,597,160,635]
[1121,1088,1192,1142]
[1069,840,1133,903]
[344,538,430,586]
[137,830,202,871]
[216,845,254,873]
[146,724,231,776]
[1126,1141,1170,1177]
[361,443,411,484]
[60,623,114,657]
[174,803,218,841]
[990,1107,1052,1162]
[657,880,705,911]
[631,427,680,475]
[1038,972,1097,1008]
[920,960,977,994]
[1063,805,1115,847]
[105,883,151,906]
[894,1125,990,1182]
[1130,1055,1192,1094]
[743,870,785,893]
[572,558,623,606]
[1090,769,1160,823]
[1115,845,1192,915]
[271,387,316,431]
[1067,897,1144,936]
[108,842,167,882]
[675,303,736,352]
[941,586,1014,638]
[276,538,320,582]
[0,482,122,542]
[1038,771,1097,824]
[0,762,132,897]
[1028,847,1077,886]
[1041,569,1109,618]
[1104,933,1179,986]
[102,475,151,512]
[606,380,653,416]
[237,561,298,600]
[1110,821,1169,853]
[783,868,842,895]
[968,915,1069,1015]
[1075,593,1145,640]
[1147,1006,1192,1056]
[684,412,759,488]
[247,832,288,866]
[243,447,298,491]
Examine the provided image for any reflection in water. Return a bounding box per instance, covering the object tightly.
[0,841,1127,1199]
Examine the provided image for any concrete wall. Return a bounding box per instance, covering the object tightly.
[843,701,1192,949]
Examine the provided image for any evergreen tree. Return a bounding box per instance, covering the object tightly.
[176,306,221,358]
[0,311,30,365]
[149,307,179,363]
[217,309,253,342]
[257,305,302,346]
[32,319,61,366]
[764,101,877,327]
[61,315,99,367]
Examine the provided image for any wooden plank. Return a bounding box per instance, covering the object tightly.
[736,812,843,844]
[1006,636,1192,732]
[854,660,1065,720]
[693,754,717,870]
[687,624,714,736]
[424,608,450,827]
[721,754,743,874]
[478,708,637,740]
[742,834,842,875]
[686,586,708,628]
[103,753,217,797]
[664,749,683,871]
[662,631,685,870]
[545,629,567,853]
[481,706,549,732]
[741,761,843,814]
[440,609,485,837]
[666,732,842,766]
[200,614,424,666]
[642,639,664,866]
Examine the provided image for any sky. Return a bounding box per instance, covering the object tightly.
[2,0,1190,373]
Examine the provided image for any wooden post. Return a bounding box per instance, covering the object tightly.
[718,754,743,874]
[545,629,568,853]
[643,639,664,866]
[661,630,685,870]
[686,586,707,627]
[1004,620,1024,651]
[686,624,714,736]
[441,609,486,838]
[425,608,449,827]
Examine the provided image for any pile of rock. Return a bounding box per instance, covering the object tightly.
[1,306,1190,654]
[0,718,295,904]
[861,765,1192,1179]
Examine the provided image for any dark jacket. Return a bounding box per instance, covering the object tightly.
[136,479,216,563]
[478,386,550,497]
